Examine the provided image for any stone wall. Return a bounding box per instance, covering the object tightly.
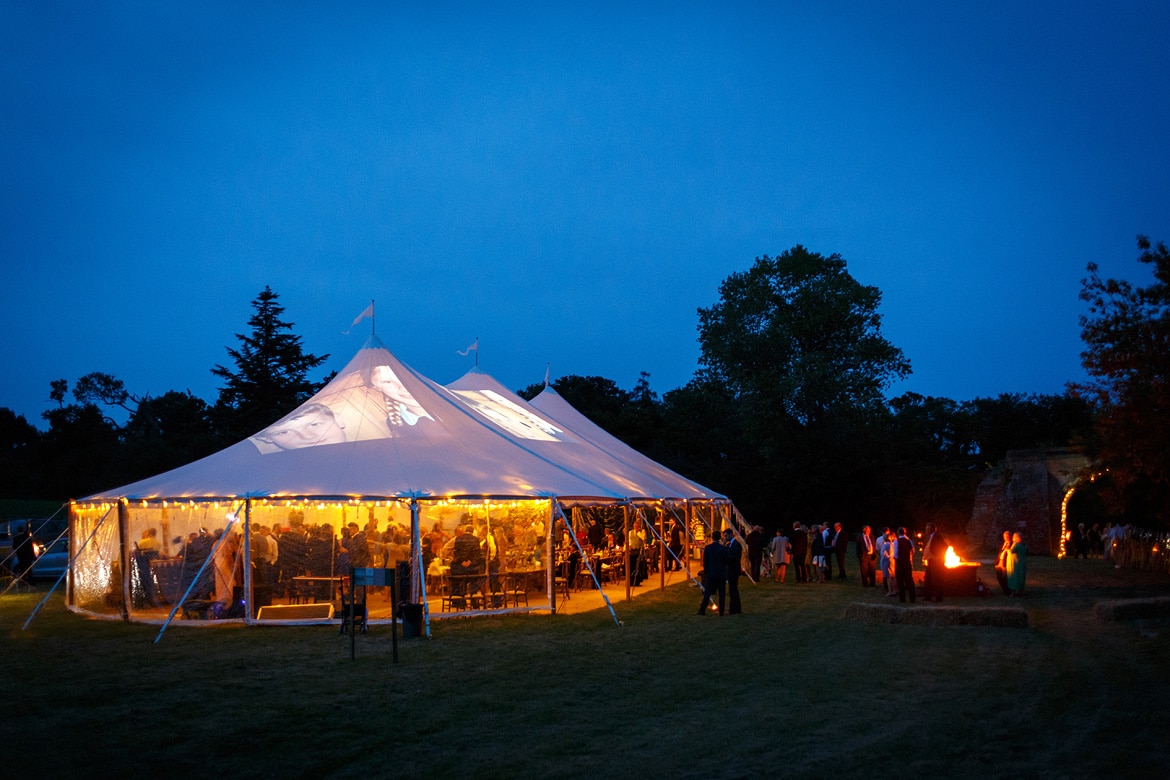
[966,448,1090,555]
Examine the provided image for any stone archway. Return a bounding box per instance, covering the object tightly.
[966,448,1091,555]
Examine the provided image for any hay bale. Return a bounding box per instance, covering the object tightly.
[1094,596,1170,621]
[843,602,1028,628]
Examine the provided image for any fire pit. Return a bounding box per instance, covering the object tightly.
[941,547,983,597]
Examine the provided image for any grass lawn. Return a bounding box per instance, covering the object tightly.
[4,557,1169,779]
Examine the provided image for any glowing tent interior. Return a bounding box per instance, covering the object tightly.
[66,335,738,630]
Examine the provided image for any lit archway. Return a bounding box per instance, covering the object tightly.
[1059,468,1106,558]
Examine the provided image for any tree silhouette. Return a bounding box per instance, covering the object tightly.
[1076,236,1170,524]
[211,287,329,442]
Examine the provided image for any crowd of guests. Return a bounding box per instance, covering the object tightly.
[698,520,1034,613]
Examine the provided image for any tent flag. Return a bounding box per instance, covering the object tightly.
[544,363,550,388]
[343,301,375,335]
[457,338,478,356]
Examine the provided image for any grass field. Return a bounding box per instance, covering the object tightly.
[4,557,1168,779]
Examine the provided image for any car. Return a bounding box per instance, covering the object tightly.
[28,537,70,582]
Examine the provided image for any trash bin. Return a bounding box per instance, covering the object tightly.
[400,602,423,638]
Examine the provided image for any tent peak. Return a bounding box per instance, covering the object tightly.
[362,332,388,351]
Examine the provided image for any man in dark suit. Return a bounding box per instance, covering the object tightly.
[745,525,766,581]
[12,524,36,584]
[856,525,877,587]
[696,532,727,615]
[894,527,916,603]
[922,523,946,602]
[832,522,849,580]
[725,529,743,614]
[789,523,808,583]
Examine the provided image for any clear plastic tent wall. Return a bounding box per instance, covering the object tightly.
[67,496,733,624]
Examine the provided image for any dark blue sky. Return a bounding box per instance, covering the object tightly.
[4,2,1169,429]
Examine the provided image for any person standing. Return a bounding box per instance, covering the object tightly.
[1006,532,1028,596]
[994,531,1013,596]
[880,529,898,596]
[810,524,827,583]
[789,523,808,583]
[12,524,36,584]
[697,531,728,615]
[894,527,916,603]
[745,525,766,581]
[667,522,684,571]
[820,524,833,580]
[346,522,372,569]
[587,518,605,551]
[856,525,877,587]
[833,522,849,580]
[725,529,743,614]
[769,528,790,583]
[921,523,946,603]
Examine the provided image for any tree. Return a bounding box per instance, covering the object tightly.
[211,287,329,441]
[38,395,121,499]
[691,247,911,524]
[0,408,39,497]
[697,246,911,429]
[1075,236,1170,524]
[122,391,216,481]
[72,372,141,425]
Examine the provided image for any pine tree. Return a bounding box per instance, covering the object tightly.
[211,287,329,441]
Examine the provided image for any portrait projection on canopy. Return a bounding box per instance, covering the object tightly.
[449,388,565,442]
[249,361,448,455]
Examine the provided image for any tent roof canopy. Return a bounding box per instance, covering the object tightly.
[83,335,726,506]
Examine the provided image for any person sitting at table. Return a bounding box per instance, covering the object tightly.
[137,527,161,560]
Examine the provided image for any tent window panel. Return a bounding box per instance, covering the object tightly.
[113,502,247,621]
[420,501,551,612]
[70,506,123,616]
[125,505,197,617]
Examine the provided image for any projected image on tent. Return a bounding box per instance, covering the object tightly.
[250,363,445,454]
[450,389,564,441]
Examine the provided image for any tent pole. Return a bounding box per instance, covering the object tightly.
[411,498,431,638]
[22,504,115,631]
[623,504,631,602]
[665,502,701,583]
[241,500,252,626]
[638,505,700,589]
[547,501,556,614]
[118,500,130,621]
[658,504,666,590]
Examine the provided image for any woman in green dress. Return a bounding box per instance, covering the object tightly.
[1006,532,1027,596]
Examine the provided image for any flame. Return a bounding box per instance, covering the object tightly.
[944,546,962,568]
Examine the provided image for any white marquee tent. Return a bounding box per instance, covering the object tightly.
[65,335,736,630]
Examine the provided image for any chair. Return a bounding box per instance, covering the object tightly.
[338,580,367,635]
[484,569,508,609]
[440,573,467,612]
[575,566,594,592]
[554,576,571,600]
[504,572,529,607]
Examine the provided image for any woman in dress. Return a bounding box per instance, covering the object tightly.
[1006,532,1028,596]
